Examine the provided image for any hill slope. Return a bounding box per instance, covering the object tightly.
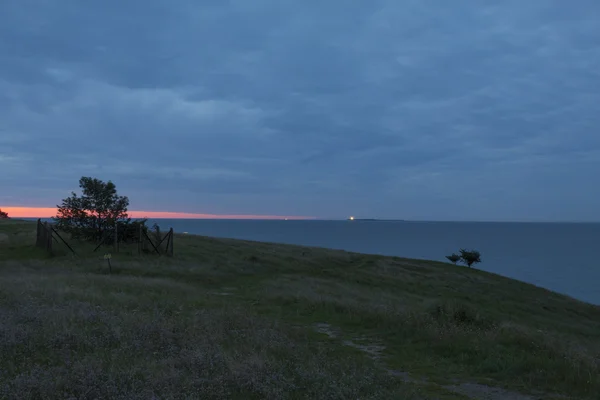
[1,219,599,399]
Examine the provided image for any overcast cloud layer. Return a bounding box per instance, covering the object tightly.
[1,1,599,221]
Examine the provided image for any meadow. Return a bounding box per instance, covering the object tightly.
[1,218,599,399]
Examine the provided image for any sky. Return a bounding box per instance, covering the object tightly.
[1,1,599,221]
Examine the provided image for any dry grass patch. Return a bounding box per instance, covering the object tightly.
[2,220,600,399]
[0,266,423,399]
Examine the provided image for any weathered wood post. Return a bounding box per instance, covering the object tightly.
[43,222,52,254]
[114,221,118,253]
[155,225,161,253]
[40,221,46,249]
[141,226,148,253]
[36,219,41,247]
[166,228,174,257]
[47,223,53,254]
[138,223,143,256]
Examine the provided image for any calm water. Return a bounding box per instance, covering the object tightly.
[145,219,600,305]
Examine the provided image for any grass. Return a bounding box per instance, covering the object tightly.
[1,219,599,399]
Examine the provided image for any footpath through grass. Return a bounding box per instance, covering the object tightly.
[1,219,599,399]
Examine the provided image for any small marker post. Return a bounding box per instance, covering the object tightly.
[104,253,112,274]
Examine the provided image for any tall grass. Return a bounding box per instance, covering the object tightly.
[1,219,599,399]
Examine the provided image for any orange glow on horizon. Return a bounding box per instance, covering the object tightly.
[0,207,314,220]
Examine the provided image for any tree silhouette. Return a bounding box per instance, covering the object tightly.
[445,253,461,264]
[0,209,8,219]
[459,249,482,268]
[54,177,130,241]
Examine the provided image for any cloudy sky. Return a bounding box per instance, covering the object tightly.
[1,1,599,221]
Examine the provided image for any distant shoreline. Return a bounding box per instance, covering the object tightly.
[347,218,405,222]
[16,217,600,224]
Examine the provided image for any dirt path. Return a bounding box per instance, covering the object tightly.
[313,322,548,400]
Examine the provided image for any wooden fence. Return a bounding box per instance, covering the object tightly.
[35,219,52,253]
[140,226,174,256]
[36,219,76,256]
[36,219,173,257]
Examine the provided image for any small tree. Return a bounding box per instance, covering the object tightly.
[0,209,8,219]
[445,253,461,264]
[54,177,130,241]
[459,249,482,268]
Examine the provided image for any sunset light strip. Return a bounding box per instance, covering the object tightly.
[0,207,314,220]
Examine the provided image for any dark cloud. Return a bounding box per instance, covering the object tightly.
[1,0,599,220]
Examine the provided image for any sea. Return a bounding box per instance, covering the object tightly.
[34,218,599,305]
[146,219,600,305]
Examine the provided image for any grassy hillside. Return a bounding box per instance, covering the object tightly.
[1,219,599,399]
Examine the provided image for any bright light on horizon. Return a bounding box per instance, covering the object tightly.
[0,207,315,220]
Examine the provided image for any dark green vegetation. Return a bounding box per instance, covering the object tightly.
[55,176,136,242]
[1,219,599,399]
[459,249,482,268]
[445,250,482,268]
[445,253,461,264]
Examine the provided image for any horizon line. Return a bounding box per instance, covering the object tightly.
[2,207,598,224]
[0,207,316,220]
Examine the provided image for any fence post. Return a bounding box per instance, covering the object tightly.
[165,229,171,257]
[138,224,142,256]
[155,225,161,253]
[36,219,41,247]
[41,221,46,249]
[43,223,48,250]
[47,222,52,253]
[114,221,118,253]
[141,226,148,254]
[43,222,52,254]
[167,228,174,257]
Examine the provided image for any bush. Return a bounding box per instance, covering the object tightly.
[445,250,482,267]
[445,253,460,264]
[428,301,496,330]
[0,209,8,219]
[459,249,482,268]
